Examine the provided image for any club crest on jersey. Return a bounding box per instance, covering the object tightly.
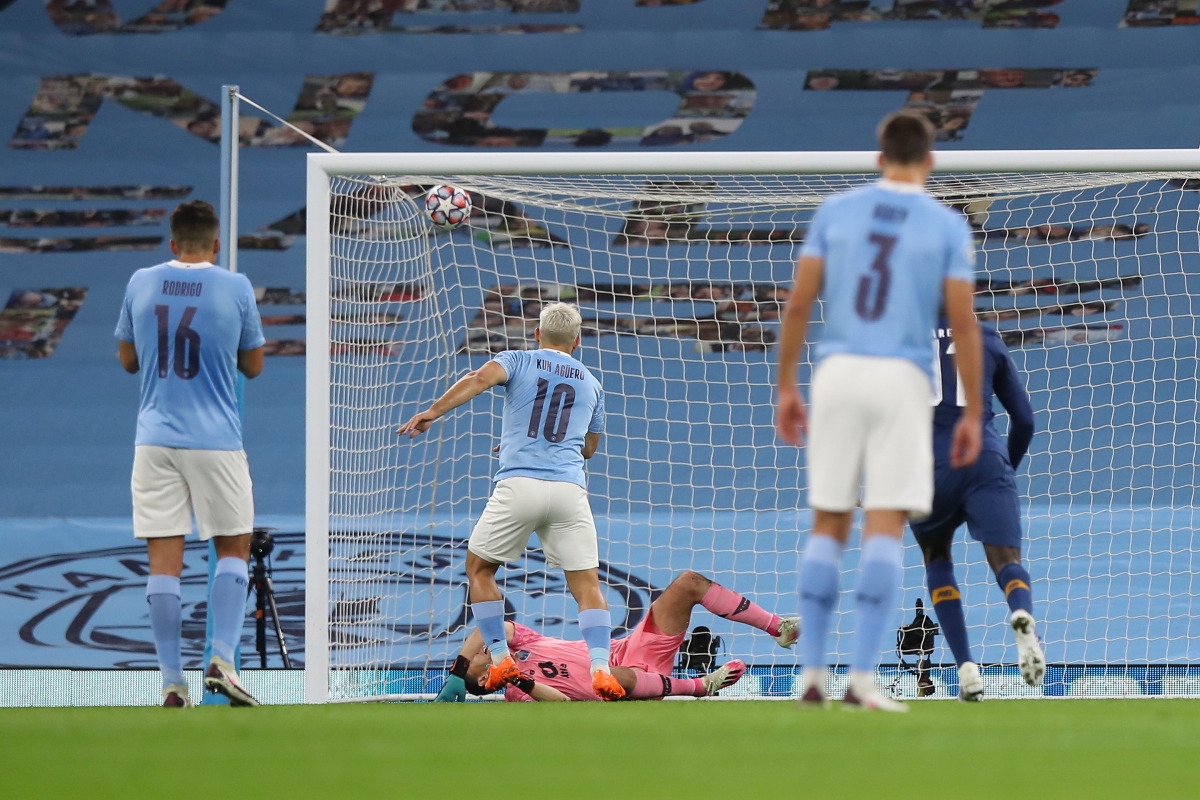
[515,650,530,662]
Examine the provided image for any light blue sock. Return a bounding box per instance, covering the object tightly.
[472,600,510,663]
[578,608,612,671]
[209,557,248,665]
[147,574,184,690]
[798,534,843,671]
[851,536,904,674]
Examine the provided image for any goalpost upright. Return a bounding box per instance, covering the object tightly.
[304,148,1200,704]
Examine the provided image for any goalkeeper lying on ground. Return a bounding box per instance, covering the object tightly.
[437,570,800,701]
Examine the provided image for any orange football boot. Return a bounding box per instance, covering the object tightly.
[483,656,521,691]
[592,669,626,701]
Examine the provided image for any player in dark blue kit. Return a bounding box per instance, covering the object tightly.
[912,318,1045,700]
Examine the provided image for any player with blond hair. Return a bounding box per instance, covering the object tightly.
[398,302,625,700]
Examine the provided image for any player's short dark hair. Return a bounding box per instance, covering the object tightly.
[462,673,489,696]
[170,200,219,251]
[877,111,935,166]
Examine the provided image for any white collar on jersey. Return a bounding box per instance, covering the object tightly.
[167,259,215,269]
[876,178,929,195]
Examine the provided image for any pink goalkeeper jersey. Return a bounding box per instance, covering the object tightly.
[503,622,595,702]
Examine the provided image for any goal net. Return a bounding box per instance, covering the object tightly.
[305,152,1200,702]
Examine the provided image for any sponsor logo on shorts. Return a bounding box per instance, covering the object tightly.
[931,586,962,603]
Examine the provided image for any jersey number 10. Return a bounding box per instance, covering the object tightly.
[154,305,201,380]
[527,378,576,443]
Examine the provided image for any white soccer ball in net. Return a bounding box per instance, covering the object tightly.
[424,184,472,230]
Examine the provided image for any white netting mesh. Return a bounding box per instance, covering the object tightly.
[319,170,1200,700]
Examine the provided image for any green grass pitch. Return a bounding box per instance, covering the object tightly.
[3,700,1197,798]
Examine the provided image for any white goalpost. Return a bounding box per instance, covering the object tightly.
[305,149,1200,704]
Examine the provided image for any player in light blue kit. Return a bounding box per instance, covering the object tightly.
[776,112,985,711]
[397,302,626,701]
[115,201,265,707]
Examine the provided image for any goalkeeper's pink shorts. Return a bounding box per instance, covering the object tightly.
[612,612,686,675]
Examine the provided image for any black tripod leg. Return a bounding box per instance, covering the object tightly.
[254,561,268,669]
[264,576,292,669]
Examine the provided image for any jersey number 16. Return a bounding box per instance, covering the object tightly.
[154,305,201,380]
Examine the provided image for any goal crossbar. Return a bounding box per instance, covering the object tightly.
[308,149,1200,178]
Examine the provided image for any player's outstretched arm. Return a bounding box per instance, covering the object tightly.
[117,341,139,374]
[775,255,823,445]
[944,278,984,467]
[396,361,507,439]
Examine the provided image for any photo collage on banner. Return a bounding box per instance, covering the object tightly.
[805,67,1096,140]
[316,0,583,34]
[257,283,416,357]
[9,74,373,151]
[0,288,88,359]
[759,0,1065,30]
[461,282,787,355]
[1121,0,1200,26]
[413,70,755,148]
[0,186,188,253]
[44,0,232,35]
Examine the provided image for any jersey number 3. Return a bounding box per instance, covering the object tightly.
[527,378,575,443]
[856,232,896,321]
[154,305,201,380]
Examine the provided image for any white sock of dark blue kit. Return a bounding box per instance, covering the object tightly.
[209,557,248,665]
[851,536,904,675]
[577,608,612,674]
[147,574,184,690]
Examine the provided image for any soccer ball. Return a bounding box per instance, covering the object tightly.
[424,184,472,230]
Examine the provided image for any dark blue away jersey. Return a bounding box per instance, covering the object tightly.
[932,320,1034,469]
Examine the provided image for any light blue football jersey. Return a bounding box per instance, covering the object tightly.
[491,349,605,489]
[799,180,976,378]
[115,261,265,450]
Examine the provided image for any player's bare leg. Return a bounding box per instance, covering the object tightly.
[146,536,190,707]
[797,510,852,706]
[466,550,520,690]
[842,511,908,713]
[649,570,798,646]
[986,545,1044,687]
[203,533,258,707]
[563,567,624,700]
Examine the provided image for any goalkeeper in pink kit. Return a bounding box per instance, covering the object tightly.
[439,570,800,701]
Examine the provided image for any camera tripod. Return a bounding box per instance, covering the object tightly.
[250,527,292,668]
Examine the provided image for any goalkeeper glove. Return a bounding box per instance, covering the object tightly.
[434,655,470,703]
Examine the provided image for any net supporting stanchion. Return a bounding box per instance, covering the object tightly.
[305,151,1200,702]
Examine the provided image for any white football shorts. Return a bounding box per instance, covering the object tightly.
[807,353,934,518]
[468,477,599,572]
[131,445,255,540]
